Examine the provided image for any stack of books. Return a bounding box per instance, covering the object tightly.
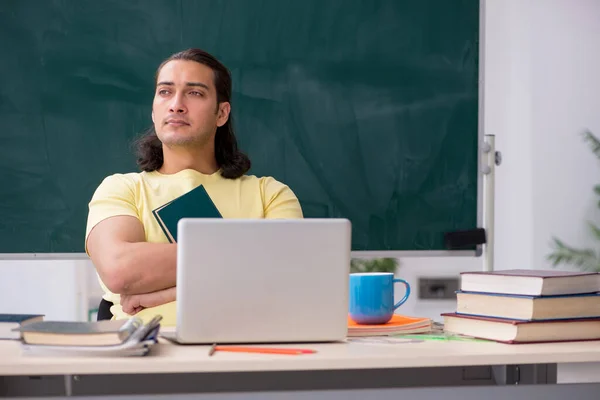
[442,269,600,344]
[14,315,163,356]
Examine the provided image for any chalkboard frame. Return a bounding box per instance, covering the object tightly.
[0,0,486,259]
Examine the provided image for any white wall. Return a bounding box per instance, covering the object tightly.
[530,0,600,269]
[492,0,600,273]
[491,0,535,272]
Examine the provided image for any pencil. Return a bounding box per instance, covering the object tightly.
[208,344,316,356]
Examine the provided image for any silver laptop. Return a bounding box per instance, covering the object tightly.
[162,218,351,344]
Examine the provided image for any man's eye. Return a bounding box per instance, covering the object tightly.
[158,89,170,95]
[190,91,204,97]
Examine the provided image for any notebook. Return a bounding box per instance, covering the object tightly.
[0,314,44,340]
[152,184,222,243]
[21,336,157,357]
[347,314,432,337]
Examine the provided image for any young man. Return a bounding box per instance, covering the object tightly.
[86,49,303,325]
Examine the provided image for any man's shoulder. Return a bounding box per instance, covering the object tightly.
[236,175,302,218]
[98,171,145,186]
[236,175,298,202]
[91,172,148,198]
[237,174,282,184]
[237,174,289,189]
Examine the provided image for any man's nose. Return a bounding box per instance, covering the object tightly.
[169,95,186,114]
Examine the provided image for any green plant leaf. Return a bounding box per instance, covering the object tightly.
[589,222,600,241]
[582,130,600,159]
[350,257,399,273]
[546,130,600,273]
[547,236,599,271]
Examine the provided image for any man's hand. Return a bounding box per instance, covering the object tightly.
[120,287,177,315]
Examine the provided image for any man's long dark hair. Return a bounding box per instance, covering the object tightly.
[134,49,251,179]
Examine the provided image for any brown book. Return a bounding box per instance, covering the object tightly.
[460,269,600,296]
[442,312,600,344]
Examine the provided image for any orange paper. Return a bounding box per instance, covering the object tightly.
[348,314,429,329]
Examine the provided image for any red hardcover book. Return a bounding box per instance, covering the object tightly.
[442,312,600,344]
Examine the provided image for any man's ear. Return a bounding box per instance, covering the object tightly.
[151,111,155,124]
[216,102,231,127]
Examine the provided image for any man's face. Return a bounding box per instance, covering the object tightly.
[152,60,230,147]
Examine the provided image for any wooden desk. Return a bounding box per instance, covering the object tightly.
[1,339,600,398]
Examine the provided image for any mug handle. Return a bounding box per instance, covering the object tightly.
[393,279,411,310]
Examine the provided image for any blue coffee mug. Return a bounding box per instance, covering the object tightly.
[349,272,411,324]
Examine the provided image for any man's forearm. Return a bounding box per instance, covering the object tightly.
[115,242,177,295]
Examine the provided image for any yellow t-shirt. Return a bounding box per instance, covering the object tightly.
[85,168,303,325]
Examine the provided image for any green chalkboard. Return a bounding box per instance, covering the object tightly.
[0,0,480,254]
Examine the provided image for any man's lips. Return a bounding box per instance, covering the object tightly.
[165,119,190,126]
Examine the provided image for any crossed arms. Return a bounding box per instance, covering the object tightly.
[86,215,177,315]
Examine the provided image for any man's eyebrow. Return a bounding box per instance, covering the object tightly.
[186,82,210,90]
[156,81,209,90]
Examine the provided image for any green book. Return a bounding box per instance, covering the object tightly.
[152,184,222,243]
